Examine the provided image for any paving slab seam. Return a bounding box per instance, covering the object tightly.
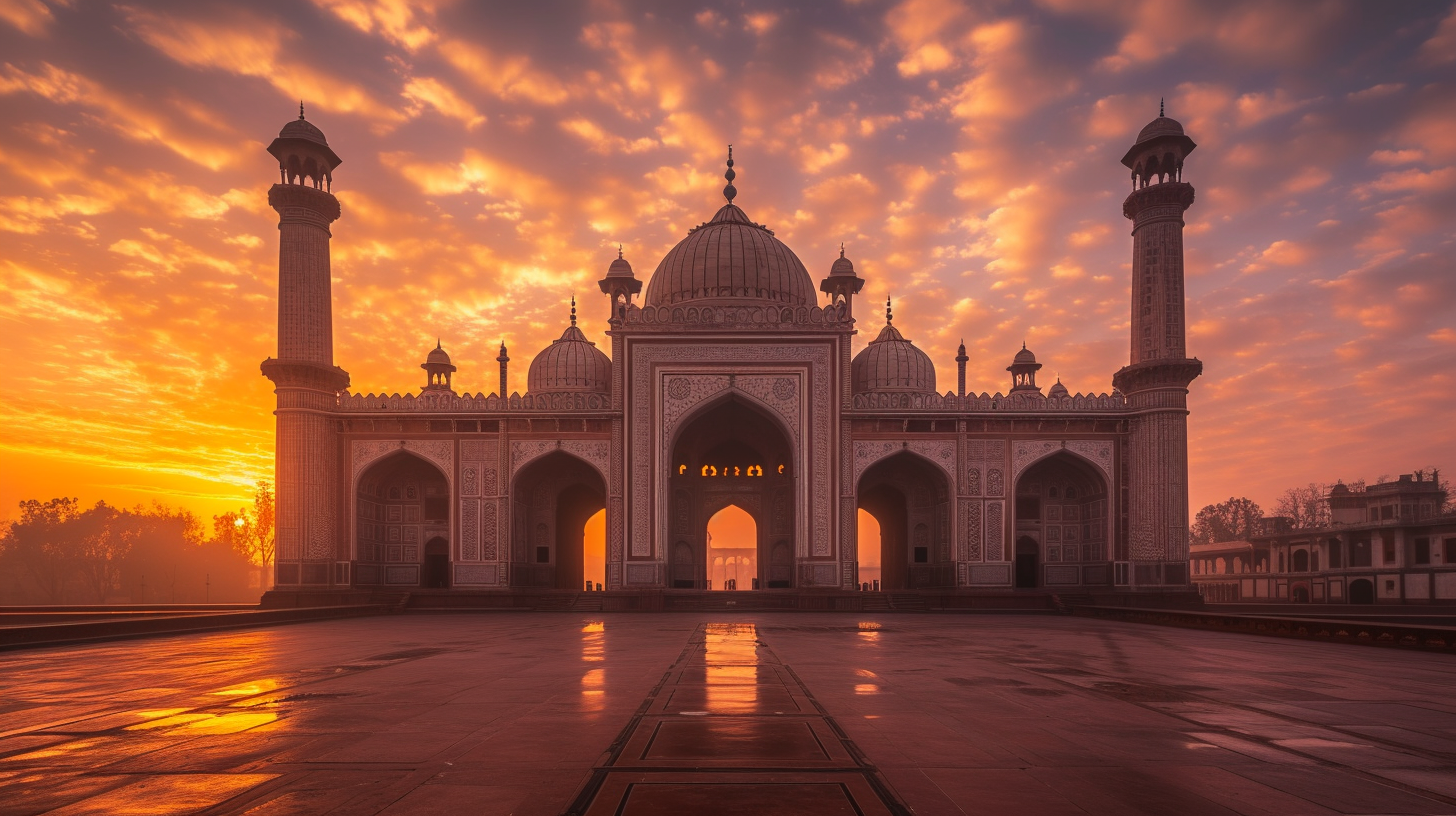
[560,622,915,816]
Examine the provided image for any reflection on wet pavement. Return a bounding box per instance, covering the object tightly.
[1,614,1454,815]
[568,623,902,814]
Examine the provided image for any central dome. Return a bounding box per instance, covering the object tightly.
[643,203,815,307]
[643,150,816,307]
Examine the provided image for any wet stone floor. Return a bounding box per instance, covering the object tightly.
[0,614,1454,815]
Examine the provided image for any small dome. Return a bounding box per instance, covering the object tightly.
[1048,379,1069,398]
[1330,482,1350,495]
[607,250,635,278]
[279,117,329,145]
[426,344,451,365]
[1012,345,1037,366]
[830,248,856,277]
[527,325,610,393]
[1135,116,1185,145]
[852,324,936,394]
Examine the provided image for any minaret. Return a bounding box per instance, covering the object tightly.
[1112,103,1203,587]
[819,243,865,317]
[955,340,968,397]
[259,104,349,589]
[497,341,509,396]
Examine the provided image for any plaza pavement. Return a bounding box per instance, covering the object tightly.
[0,612,1453,815]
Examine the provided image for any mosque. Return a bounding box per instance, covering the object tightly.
[259,107,1202,599]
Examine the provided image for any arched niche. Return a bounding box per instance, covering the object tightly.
[707,504,755,590]
[510,451,606,589]
[857,451,952,590]
[355,451,451,587]
[668,396,795,589]
[1011,451,1110,589]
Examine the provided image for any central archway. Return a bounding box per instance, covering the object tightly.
[669,397,795,589]
[510,452,606,589]
[857,452,952,590]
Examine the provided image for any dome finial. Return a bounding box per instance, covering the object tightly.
[723,144,737,204]
[570,294,577,326]
[839,242,845,258]
[886,296,893,325]
[299,100,305,120]
[617,244,623,260]
[1159,97,1164,117]
[436,337,441,350]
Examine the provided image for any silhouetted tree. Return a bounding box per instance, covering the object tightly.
[1190,497,1263,545]
[1,498,82,602]
[1273,483,1331,530]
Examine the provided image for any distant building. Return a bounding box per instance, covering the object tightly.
[1192,472,1456,603]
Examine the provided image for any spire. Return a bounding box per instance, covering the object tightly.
[436,337,441,350]
[299,100,305,120]
[723,144,737,204]
[570,295,577,326]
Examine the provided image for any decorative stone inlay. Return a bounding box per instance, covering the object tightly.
[1011,439,1115,480]
[510,440,610,482]
[351,440,454,487]
[986,501,1004,561]
[667,377,691,399]
[968,563,1010,585]
[853,440,956,486]
[772,377,796,401]
[461,500,479,560]
[481,502,498,560]
[453,564,495,585]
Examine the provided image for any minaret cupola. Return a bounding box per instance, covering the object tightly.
[819,243,865,315]
[1007,343,1042,394]
[266,102,342,191]
[421,340,456,392]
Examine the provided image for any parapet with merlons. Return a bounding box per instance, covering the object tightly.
[850,390,1127,412]
[338,390,613,412]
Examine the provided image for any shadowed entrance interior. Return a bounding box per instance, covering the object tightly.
[510,452,606,589]
[857,453,951,590]
[669,397,795,589]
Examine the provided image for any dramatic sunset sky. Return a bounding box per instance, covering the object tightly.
[1,0,1454,525]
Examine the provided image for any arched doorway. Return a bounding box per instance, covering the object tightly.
[857,509,882,588]
[1292,550,1309,572]
[510,452,606,589]
[355,452,451,587]
[1012,452,1109,588]
[423,538,450,588]
[1348,578,1374,604]
[707,505,755,590]
[1015,536,1039,588]
[669,397,794,589]
[857,453,952,590]
[1290,583,1310,603]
